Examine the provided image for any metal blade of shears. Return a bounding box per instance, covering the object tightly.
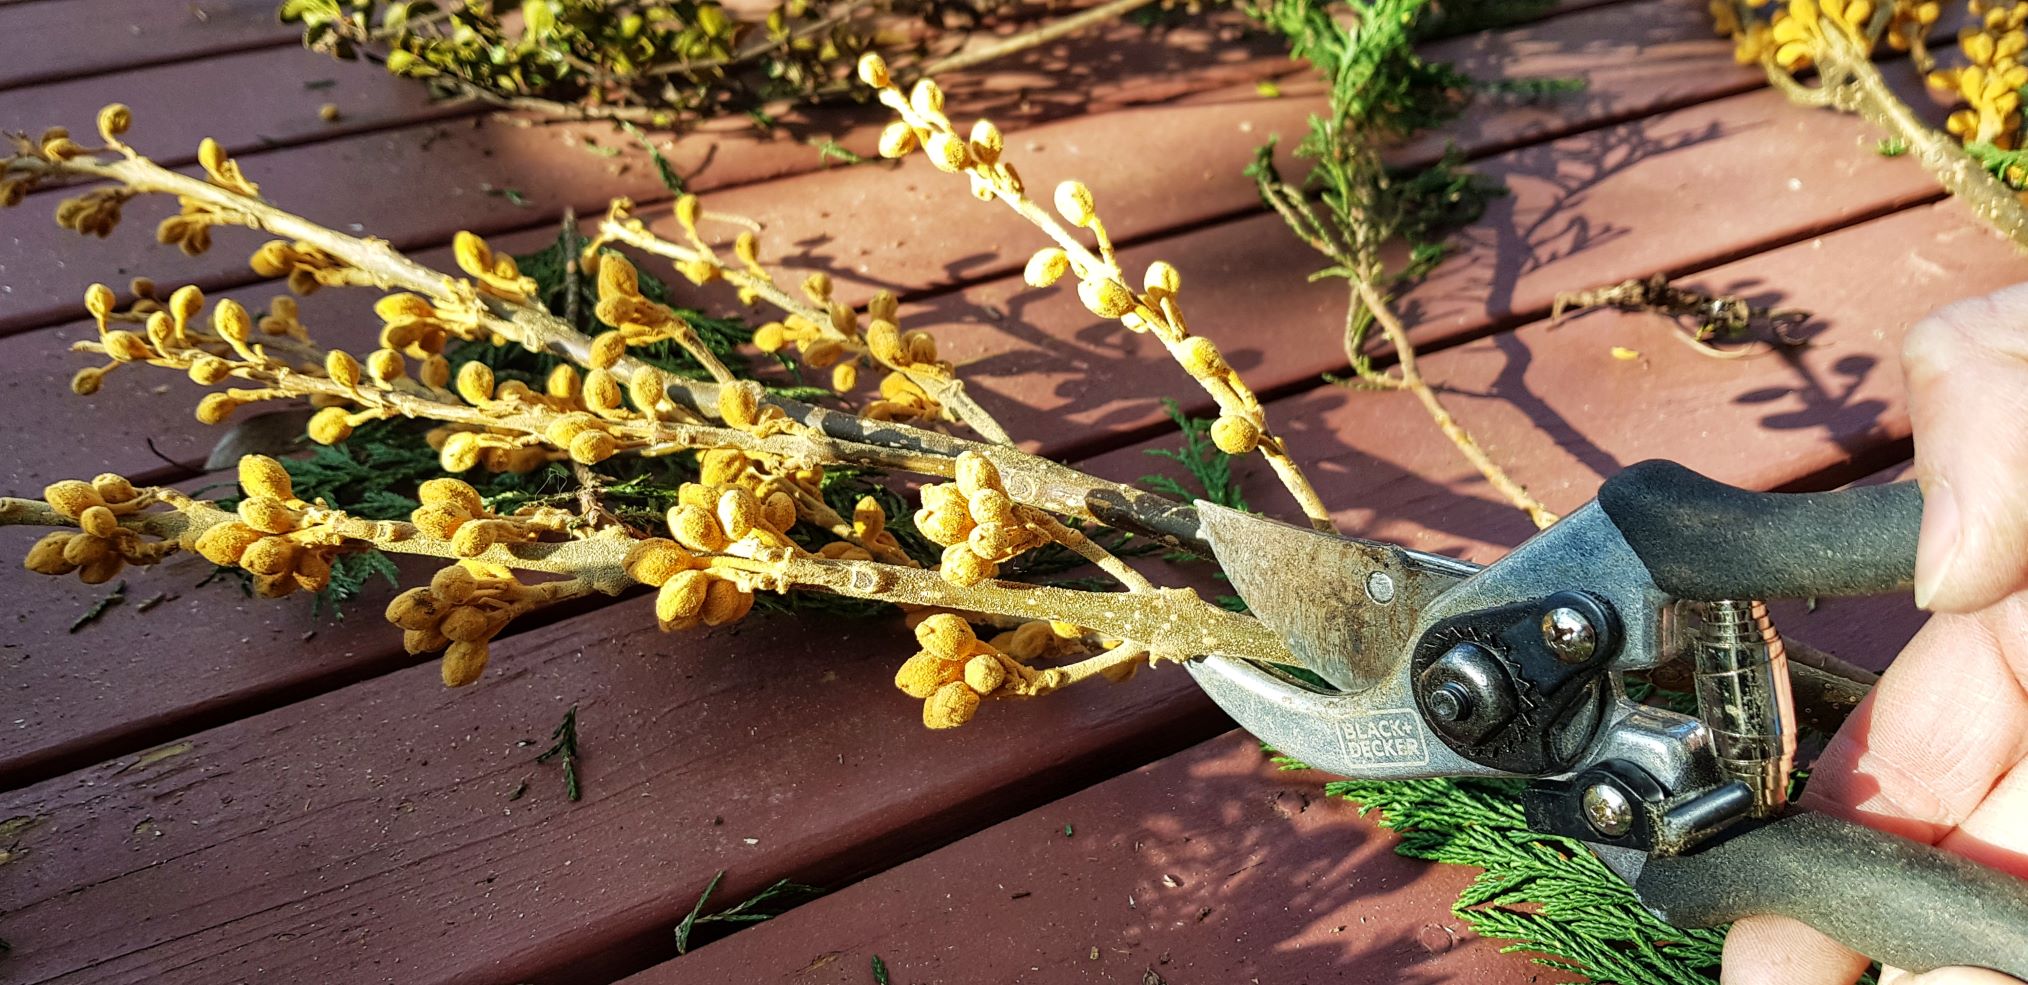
[1192,501,1478,692]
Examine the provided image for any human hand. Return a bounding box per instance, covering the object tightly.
[1721,288,2028,985]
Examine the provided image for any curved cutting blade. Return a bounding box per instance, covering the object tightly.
[1192,501,1478,692]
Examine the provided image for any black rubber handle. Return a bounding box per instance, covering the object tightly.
[1597,460,1922,601]
[1636,811,2028,976]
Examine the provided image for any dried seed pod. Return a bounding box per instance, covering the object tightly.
[239,455,295,501]
[624,538,696,587]
[903,331,937,365]
[914,612,977,660]
[963,653,1006,695]
[656,569,711,623]
[1210,415,1261,455]
[44,479,105,519]
[1005,620,1056,661]
[440,640,490,687]
[895,651,961,699]
[923,680,981,729]
[194,521,263,566]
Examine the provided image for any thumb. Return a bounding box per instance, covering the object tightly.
[1880,966,2026,985]
[1902,290,2028,613]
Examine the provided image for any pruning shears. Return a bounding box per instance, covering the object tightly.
[1142,461,2028,975]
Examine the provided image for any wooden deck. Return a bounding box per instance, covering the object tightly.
[0,1,1992,982]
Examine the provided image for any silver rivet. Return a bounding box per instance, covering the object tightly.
[1541,606,1596,664]
[1426,682,1471,722]
[1582,783,1633,837]
[1365,571,1396,604]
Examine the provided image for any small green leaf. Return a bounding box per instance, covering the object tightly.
[871,955,890,985]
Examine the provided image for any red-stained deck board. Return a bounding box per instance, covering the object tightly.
[0,199,1987,985]
[0,43,464,171]
[631,732,1539,985]
[0,12,1308,336]
[0,43,1858,493]
[0,0,1758,493]
[0,0,296,92]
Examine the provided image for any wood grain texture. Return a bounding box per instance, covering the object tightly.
[0,0,295,92]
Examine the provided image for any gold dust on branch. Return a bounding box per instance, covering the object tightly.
[3,99,1295,727]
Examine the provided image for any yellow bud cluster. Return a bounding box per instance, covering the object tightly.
[892,614,1042,729]
[913,452,1048,587]
[622,536,756,630]
[409,477,571,556]
[1929,4,2028,147]
[56,187,131,239]
[590,253,704,376]
[862,56,1025,202]
[453,231,537,303]
[24,473,166,584]
[1767,0,1876,69]
[249,239,353,295]
[385,562,527,686]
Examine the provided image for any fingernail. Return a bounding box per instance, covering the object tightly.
[1914,477,1960,610]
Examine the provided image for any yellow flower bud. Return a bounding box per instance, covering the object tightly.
[569,430,617,464]
[92,473,137,504]
[102,330,152,362]
[762,490,798,533]
[830,361,859,392]
[925,132,971,173]
[440,605,495,644]
[451,520,496,557]
[597,251,640,298]
[588,330,627,369]
[1054,181,1096,227]
[238,496,299,535]
[1144,260,1181,295]
[675,194,702,231]
[698,449,749,485]
[77,554,125,585]
[239,454,295,501]
[753,322,789,353]
[307,406,354,444]
[44,479,105,519]
[1024,247,1071,288]
[448,360,494,405]
[24,532,79,575]
[963,653,1006,695]
[857,52,891,88]
[96,103,132,140]
[865,320,906,364]
[366,348,406,385]
[430,564,479,604]
[877,121,918,159]
[1006,620,1056,661]
[699,578,753,626]
[71,366,106,396]
[717,488,762,539]
[84,282,116,323]
[582,368,624,415]
[418,353,451,389]
[656,569,711,623]
[626,538,697,587]
[955,451,1002,496]
[718,380,764,428]
[853,496,887,540]
[896,651,961,698]
[386,586,449,631]
[453,231,495,279]
[194,521,263,566]
[441,640,490,687]
[670,503,730,552]
[1077,278,1135,319]
[968,119,1004,163]
[923,680,981,729]
[966,488,1018,527]
[915,612,978,660]
[62,532,109,566]
[240,535,300,577]
[196,392,240,424]
[969,520,1041,563]
[77,505,118,539]
[1179,336,1227,379]
[292,549,333,592]
[411,504,470,540]
[1210,414,1261,455]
